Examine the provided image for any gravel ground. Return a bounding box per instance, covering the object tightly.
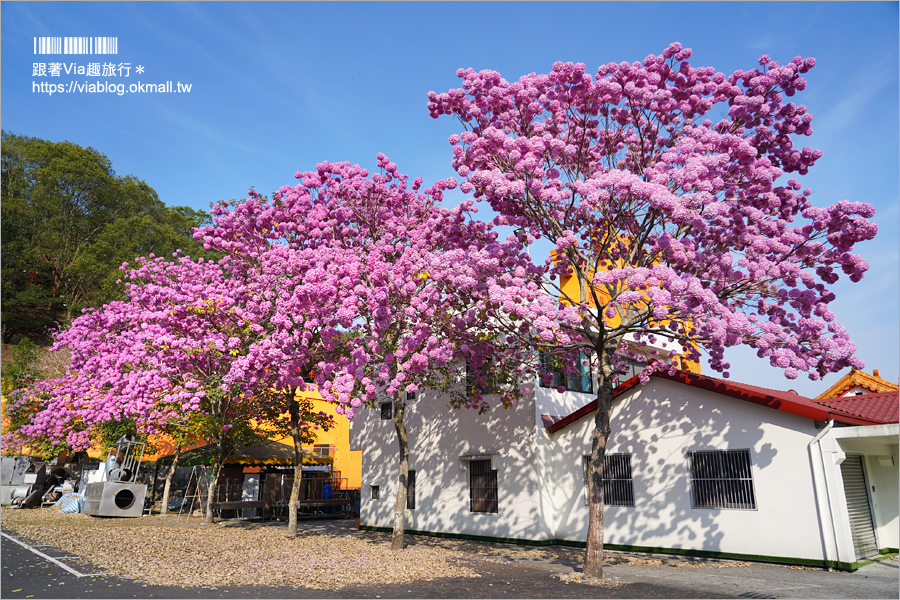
[2,507,759,592]
[1,509,479,590]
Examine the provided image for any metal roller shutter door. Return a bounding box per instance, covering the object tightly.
[840,454,878,561]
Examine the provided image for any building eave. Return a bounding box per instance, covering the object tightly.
[545,369,883,435]
[815,369,899,399]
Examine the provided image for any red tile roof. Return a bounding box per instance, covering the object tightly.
[544,369,897,434]
[813,391,899,424]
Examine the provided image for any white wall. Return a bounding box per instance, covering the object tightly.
[351,373,897,565]
[541,377,829,561]
[534,383,594,423]
[351,388,548,540]
[841,386,870,397]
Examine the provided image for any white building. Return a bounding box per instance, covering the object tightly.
[350,368,898,570]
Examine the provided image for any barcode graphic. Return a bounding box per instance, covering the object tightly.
[33,37,118,55]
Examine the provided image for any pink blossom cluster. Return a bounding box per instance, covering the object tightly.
[3,253,278,450]
[196,156,578,415]
[429,42,876,382]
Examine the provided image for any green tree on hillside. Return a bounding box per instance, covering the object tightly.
[1,131,214,342]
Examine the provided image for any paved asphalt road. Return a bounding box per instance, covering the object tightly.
[2,524,898,599]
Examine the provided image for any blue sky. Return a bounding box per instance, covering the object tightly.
[3,1,897,397]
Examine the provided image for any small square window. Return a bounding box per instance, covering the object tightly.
[619,358,647,382]
[380,402,392,420]
[314,444,333,457]
[371,485,379,500]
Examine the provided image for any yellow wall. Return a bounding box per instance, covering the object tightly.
[555,252,701,374]
[0,390,9,451]
[270,389,362,489]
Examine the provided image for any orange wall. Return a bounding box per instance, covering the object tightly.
[0,390,9,451]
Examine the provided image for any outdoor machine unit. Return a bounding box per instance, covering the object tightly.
[82,435,148,518]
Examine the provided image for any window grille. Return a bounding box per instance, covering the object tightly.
[687,450,756,510]
[540,349,593,393]
[371,485,379,500]
[583,454,634,506]
[380,402,392,420]
[468,459,498,513]
[406,470,416,510]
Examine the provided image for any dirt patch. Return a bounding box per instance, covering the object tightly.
[2,509,478,590]
[556,572,626,587]
[2,507,759,592]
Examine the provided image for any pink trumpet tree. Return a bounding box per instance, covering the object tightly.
[209,242,354,536]
[429,44,878,578]
[3,253,297,523]
[198,156,576,549]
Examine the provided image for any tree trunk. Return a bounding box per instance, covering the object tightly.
[288,394,304,536]
[159,443,182,516]
[582,372,614,579]
[391,390,409,551]
[203,439,224,525]
[151,460,160,507]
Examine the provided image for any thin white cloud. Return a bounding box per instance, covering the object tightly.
[814,61,897,142]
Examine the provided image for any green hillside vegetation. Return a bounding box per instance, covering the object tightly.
[1,131,217,344]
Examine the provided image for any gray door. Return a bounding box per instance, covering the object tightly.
[242,474,260,519]
[840,454,878,560]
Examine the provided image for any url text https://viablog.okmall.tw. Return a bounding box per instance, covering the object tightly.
[33,79,192,96]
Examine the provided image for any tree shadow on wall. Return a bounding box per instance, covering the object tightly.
[356,384,551,546]
[552,381,803,560]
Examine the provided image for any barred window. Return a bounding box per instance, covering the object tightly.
[688,450,756,510]
[466,359,494,397]
[406,470,416,510]
[468,459,498,513]
[371,485,379,500]
[540,349,593,394]
[380,402,392,420]
[583,454,634,506]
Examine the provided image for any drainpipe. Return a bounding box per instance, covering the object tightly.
[808,419,837,569]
